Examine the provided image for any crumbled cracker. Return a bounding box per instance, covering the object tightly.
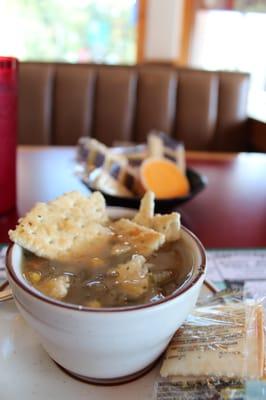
[85,299,102,308]
[89,257,106,268]
[115,255,149,299]
[134,192,181,241]
[134,191,155,226]
[27,271,42,284]
[112,218,165,257]
[51,191,108,223]
[9,191,112,261]
[151,213,181,241]
[36,275,70,300]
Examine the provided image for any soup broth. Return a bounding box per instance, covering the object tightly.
[22,231,193,308]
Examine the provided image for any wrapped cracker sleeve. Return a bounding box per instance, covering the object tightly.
[155,290,265,400]
[160,303,264,380]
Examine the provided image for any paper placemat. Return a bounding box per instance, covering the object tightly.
[206,248,266,301]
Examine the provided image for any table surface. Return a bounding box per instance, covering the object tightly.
[0,146,265,248]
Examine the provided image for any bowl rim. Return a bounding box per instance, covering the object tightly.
[6,226,206,313]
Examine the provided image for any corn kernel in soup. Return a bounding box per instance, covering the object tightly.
[22,231,193,308]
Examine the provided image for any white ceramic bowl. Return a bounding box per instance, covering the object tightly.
[6,226,206,384]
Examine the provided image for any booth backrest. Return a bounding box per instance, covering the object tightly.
[19,62,250,151]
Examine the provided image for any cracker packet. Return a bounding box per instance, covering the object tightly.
[147,131,186,174]
[76,137,136,197]
[76,132,186,198]
[154,290,266,400]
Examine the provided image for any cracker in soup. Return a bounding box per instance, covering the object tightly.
[111,218,165,257]
[11,190,190,308]
[151,213,181,241]
[36,275,70,300]
[134,191,181,241]
[9,191,112,261]
[134,191,155,226]
[115,255,149,300]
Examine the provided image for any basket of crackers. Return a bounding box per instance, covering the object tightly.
[76,131,207,212]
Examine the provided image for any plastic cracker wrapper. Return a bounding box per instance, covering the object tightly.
[154,290,266,400]
[76,132,186,198]
[147,131,186,175]
[76,137,135,197]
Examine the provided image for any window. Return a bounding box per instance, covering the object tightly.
[0,0,137,64]
[189,2,266,119]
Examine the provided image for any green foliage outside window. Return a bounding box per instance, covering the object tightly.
[0,0,137,64]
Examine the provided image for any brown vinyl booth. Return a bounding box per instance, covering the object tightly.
[18,62,264,151]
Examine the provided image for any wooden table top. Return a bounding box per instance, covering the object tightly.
[0,146,265,248]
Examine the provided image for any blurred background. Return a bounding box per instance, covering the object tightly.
[1,0,266,117]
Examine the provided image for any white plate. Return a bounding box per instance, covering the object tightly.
[0,282,215,400]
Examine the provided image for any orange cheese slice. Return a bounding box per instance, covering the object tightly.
[139,158,190,199]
